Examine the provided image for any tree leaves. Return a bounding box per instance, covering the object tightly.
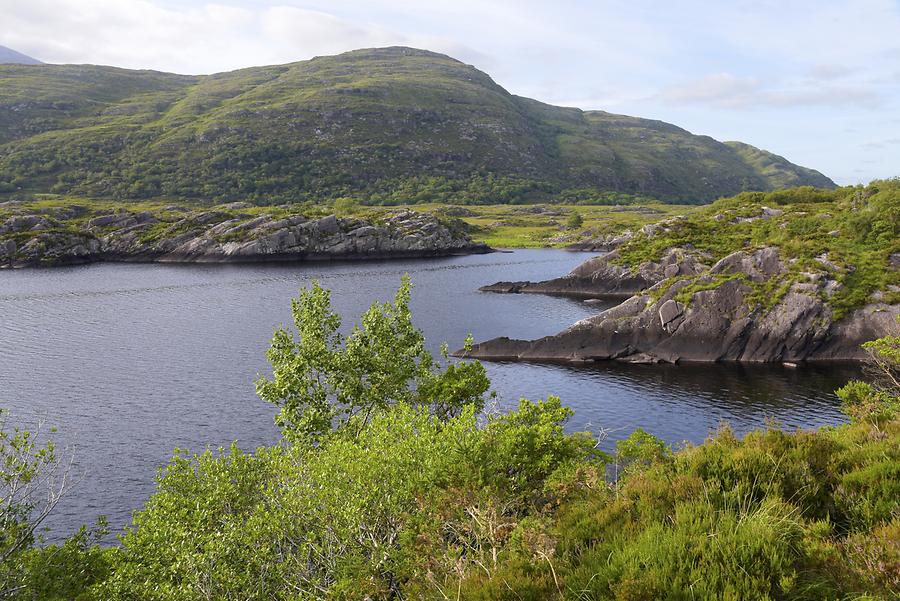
[255,276,490,443]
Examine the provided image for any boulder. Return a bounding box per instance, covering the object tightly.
[658,299,684,333]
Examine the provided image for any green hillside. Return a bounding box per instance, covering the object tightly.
[0,47,834,205]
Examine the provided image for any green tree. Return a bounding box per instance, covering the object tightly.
[332,196,359,216]
[566,211,584,230]
[0,410,70,596]
[255,276,491,442]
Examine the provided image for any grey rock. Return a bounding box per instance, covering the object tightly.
[658,299,684,333]
[2,215,42,232]
[814,253,840,271]
[565,230,634,252]
[1,208,489,268]
[480,247,705,299]
[313,215,340,235]
[732,206,783,224]
[348,225,378,237]
[188,211,231,226]
[459,246,898,364]
[88,214,129,228]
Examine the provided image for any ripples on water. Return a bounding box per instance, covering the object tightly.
[0,250,857,539]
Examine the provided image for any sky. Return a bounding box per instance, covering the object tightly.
[2,0,899,185]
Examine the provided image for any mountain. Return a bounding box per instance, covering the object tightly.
[0,45,42,65]
[0,47,834,204]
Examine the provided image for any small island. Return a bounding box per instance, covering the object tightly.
[461,182,900,364]
[0,201,488,267]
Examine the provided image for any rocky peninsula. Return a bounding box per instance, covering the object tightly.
[458,184,900,364]
[0,202,489,268]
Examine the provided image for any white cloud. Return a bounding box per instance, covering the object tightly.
[862,138,900,150]
[0,0,478,73]
[657,72,883,110]
[259,7,389,57]
[657,73,763,107]
[2,0,268,73]
[807,64,854,81]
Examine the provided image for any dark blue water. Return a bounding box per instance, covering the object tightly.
[0,250,856,539]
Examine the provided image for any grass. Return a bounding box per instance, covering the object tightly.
[411,202,696,248]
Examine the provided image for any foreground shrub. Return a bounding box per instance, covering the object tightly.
[98,398,601,600]
[7,279,898,599]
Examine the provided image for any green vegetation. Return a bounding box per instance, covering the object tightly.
[0,47,833,206]
[3,280,898,599]
[566,211,584,230]
[0,194,696,252]
[255,276,491,442]
[436,202,694,248]
[614,180,900,318]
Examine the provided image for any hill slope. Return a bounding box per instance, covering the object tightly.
[0,47,834,204]
[0,45,42,65]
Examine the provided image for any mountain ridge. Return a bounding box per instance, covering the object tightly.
[0,46,834,204]
[0,45,42,65]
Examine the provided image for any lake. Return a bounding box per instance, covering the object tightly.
[0,250,857,539]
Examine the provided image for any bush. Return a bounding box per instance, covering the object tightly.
[9,281,900,599]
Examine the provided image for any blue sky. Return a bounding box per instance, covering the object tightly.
[2,0,899,184]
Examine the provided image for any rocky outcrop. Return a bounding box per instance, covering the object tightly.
[0,208,490,268]
[564,230,633,252]
[480,247,708,299]
[459,247,899,364]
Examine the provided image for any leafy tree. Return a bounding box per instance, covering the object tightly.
[16,523,113,601]
[332,196,359,216]
[255,276,491,442]
[0,410,88,597]
[614,427,671,475]
[1,411,66,596]
[566,211,584,230]
[98,281,602,599]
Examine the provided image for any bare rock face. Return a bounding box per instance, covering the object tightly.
[1,208,489,268]
[564,230,634,252]
[658,299,684,333]
[480,247,708,299]
[459,247,899,364]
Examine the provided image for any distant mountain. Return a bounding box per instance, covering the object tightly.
[0,47,834,204]
[0,45,42,65]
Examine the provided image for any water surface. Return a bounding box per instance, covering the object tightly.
[0,250,856,538]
